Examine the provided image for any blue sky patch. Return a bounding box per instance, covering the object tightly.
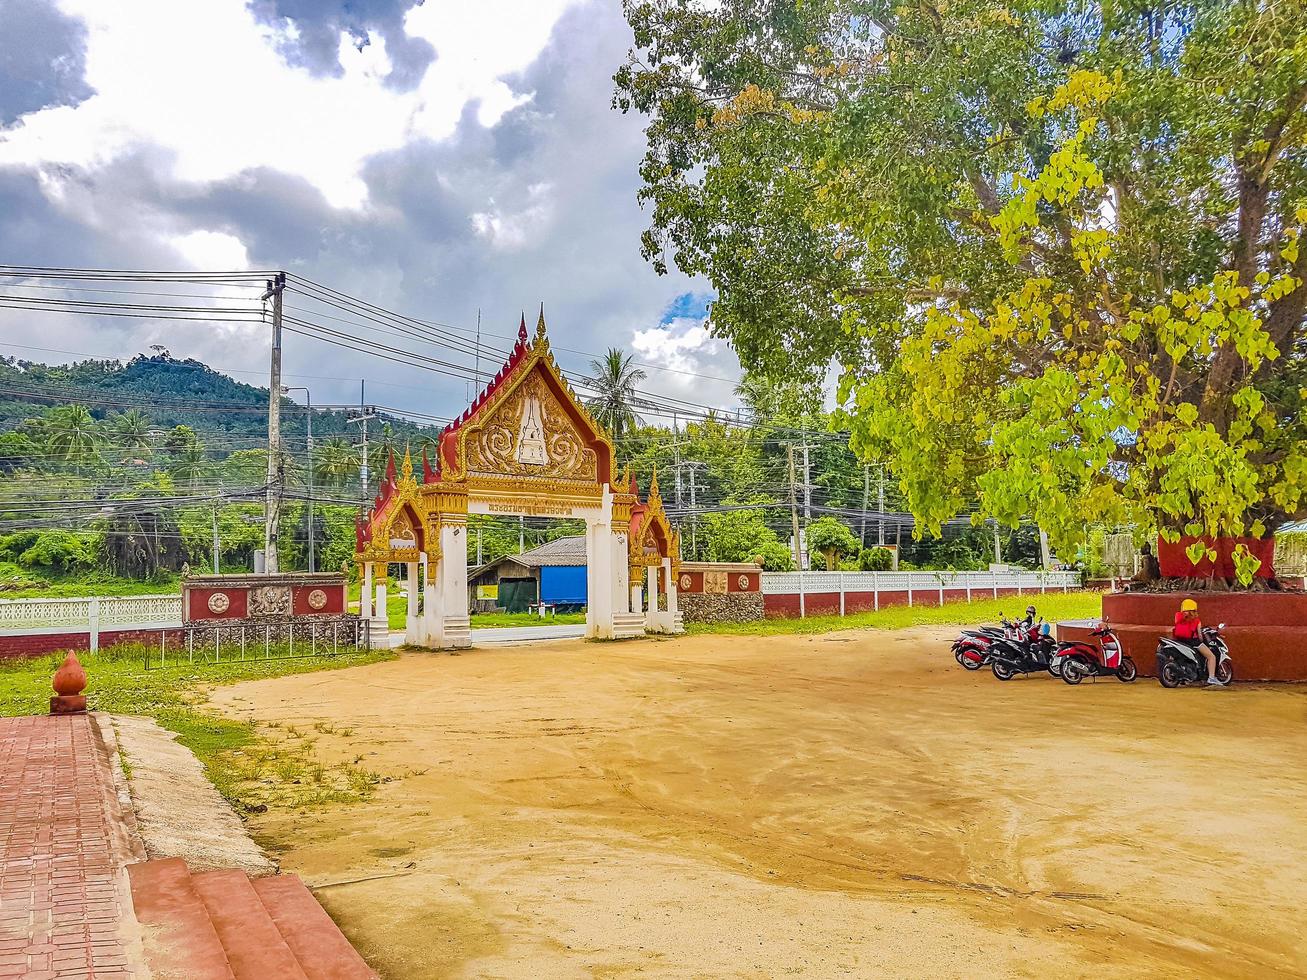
[660,291,713,323]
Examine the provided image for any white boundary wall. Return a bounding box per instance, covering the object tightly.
[0,594,182,651]
[761,570,1081,617]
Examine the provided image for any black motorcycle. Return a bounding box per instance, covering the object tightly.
[990,617,1060,680]
[1156,625,1234,688]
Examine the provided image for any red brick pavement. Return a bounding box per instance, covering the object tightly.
[0,715,142,978]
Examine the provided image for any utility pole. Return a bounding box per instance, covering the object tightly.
[285,386,314,572]
[993,524,1002,565]
[211,501,220,574]
[860,465,870,547]
[801,444,811,527]
[686,461,706,558]
[261,271,286,574]
[878,467,886,548]
[787,445,802,570]
[519,515,525,554]
[347,391,378,497]
[476,524,483,565]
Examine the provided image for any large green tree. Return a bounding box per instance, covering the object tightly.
[617,0,1307,571]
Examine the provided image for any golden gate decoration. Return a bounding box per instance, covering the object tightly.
[354,310,682,647]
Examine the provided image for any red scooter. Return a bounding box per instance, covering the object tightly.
[1055,623,1138,685]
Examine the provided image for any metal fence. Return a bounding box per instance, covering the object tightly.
[143,616,371,670]
[760,569,1082,616]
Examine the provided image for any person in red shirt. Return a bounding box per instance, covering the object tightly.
[1174,598,1223,686]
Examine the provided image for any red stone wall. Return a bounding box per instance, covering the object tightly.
[0,627,183,660]
[187,588,249,621]
[1156,536,1276,579]
[1059,591,1307,681]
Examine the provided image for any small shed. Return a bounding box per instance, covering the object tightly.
[468,535,588,612]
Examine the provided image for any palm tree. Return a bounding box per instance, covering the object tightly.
[367,423,400,481]
[42,404,104,470]
[169,441,208,493]
[585,348,647,442]
[313,436,361,489]
[110,408,153,464]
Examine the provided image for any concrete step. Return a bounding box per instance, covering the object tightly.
[192,869,309,980]
[127,857,236,980]
[253,873,379,980]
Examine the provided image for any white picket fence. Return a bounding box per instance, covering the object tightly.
[0,594,183,651]
[761,569,1081,617]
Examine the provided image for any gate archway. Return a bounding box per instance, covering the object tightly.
[354,311,680,647]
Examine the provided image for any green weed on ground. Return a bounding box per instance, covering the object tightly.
[685,591,1104,636]
[0,642,394,812]
[469,611,587,628]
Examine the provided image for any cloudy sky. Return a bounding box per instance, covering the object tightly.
[0,0,740,423]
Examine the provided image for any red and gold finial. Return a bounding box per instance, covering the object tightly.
[518,313,528,342]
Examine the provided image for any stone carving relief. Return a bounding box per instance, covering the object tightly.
[704,571,728,594]
[307,589,328,610]
[207,592,230,614]
[249,585,292,617]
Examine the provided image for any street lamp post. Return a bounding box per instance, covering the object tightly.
[283,386,315,572]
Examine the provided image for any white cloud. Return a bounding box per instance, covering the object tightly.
[168,229,250,270]
[631,317,722,374]
[0,0,580,209]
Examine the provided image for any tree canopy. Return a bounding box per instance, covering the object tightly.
[617,0,1307,566]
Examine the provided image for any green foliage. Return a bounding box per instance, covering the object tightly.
[700,508,793,569]
[806,516,859,570]
[0,529,99,572]
[857,546,893,572]
[618,0,1307,556]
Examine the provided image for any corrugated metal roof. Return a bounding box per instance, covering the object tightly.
[470,535,587,577]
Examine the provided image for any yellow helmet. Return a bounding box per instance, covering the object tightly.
[1181,599,1198,612]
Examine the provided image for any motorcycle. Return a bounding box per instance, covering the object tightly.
[950,624,1008,670]
[1055,623,1137,685]
[1156,624,1234,688]
[990,617,1060,680]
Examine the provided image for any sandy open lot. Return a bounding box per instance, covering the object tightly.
[211,628,1307,978]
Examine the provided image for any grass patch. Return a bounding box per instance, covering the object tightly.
[684,591,1104,636]
[0,566,182,598]
[469,611,587,628]
[0,642,394,813]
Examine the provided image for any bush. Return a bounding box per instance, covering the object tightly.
[13,530,100,572]
[858,547,894,571]
[754,540,795,571]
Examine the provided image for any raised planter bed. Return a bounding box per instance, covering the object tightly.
[1059,591,1307,681]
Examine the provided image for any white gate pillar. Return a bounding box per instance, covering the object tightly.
[663,557,681,633]
[585,487,615,639]
[612,527,630,615]
[404,561,421,645]
[435,517,471,649]
[362,562,374,618]
[645,564,659,631]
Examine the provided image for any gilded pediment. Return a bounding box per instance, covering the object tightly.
[463,365,600,483]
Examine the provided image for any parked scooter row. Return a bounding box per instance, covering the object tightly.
[951,610,1235,687]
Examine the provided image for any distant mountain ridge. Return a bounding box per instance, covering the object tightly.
[0,352,436,447]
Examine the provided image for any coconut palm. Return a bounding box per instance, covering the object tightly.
[313,436,361,490]
[42,404,104,470]
[585,348,647,442]
[169,441,208,493]
[110,408,153,464]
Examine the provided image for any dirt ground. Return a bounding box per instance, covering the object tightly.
[211,628,1307,979]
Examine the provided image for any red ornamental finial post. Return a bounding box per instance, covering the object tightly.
[50,651,88,715]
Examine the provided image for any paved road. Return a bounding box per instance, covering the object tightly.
[472,624,586,645]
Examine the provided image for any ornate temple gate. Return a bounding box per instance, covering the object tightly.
[354,312,681,648]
